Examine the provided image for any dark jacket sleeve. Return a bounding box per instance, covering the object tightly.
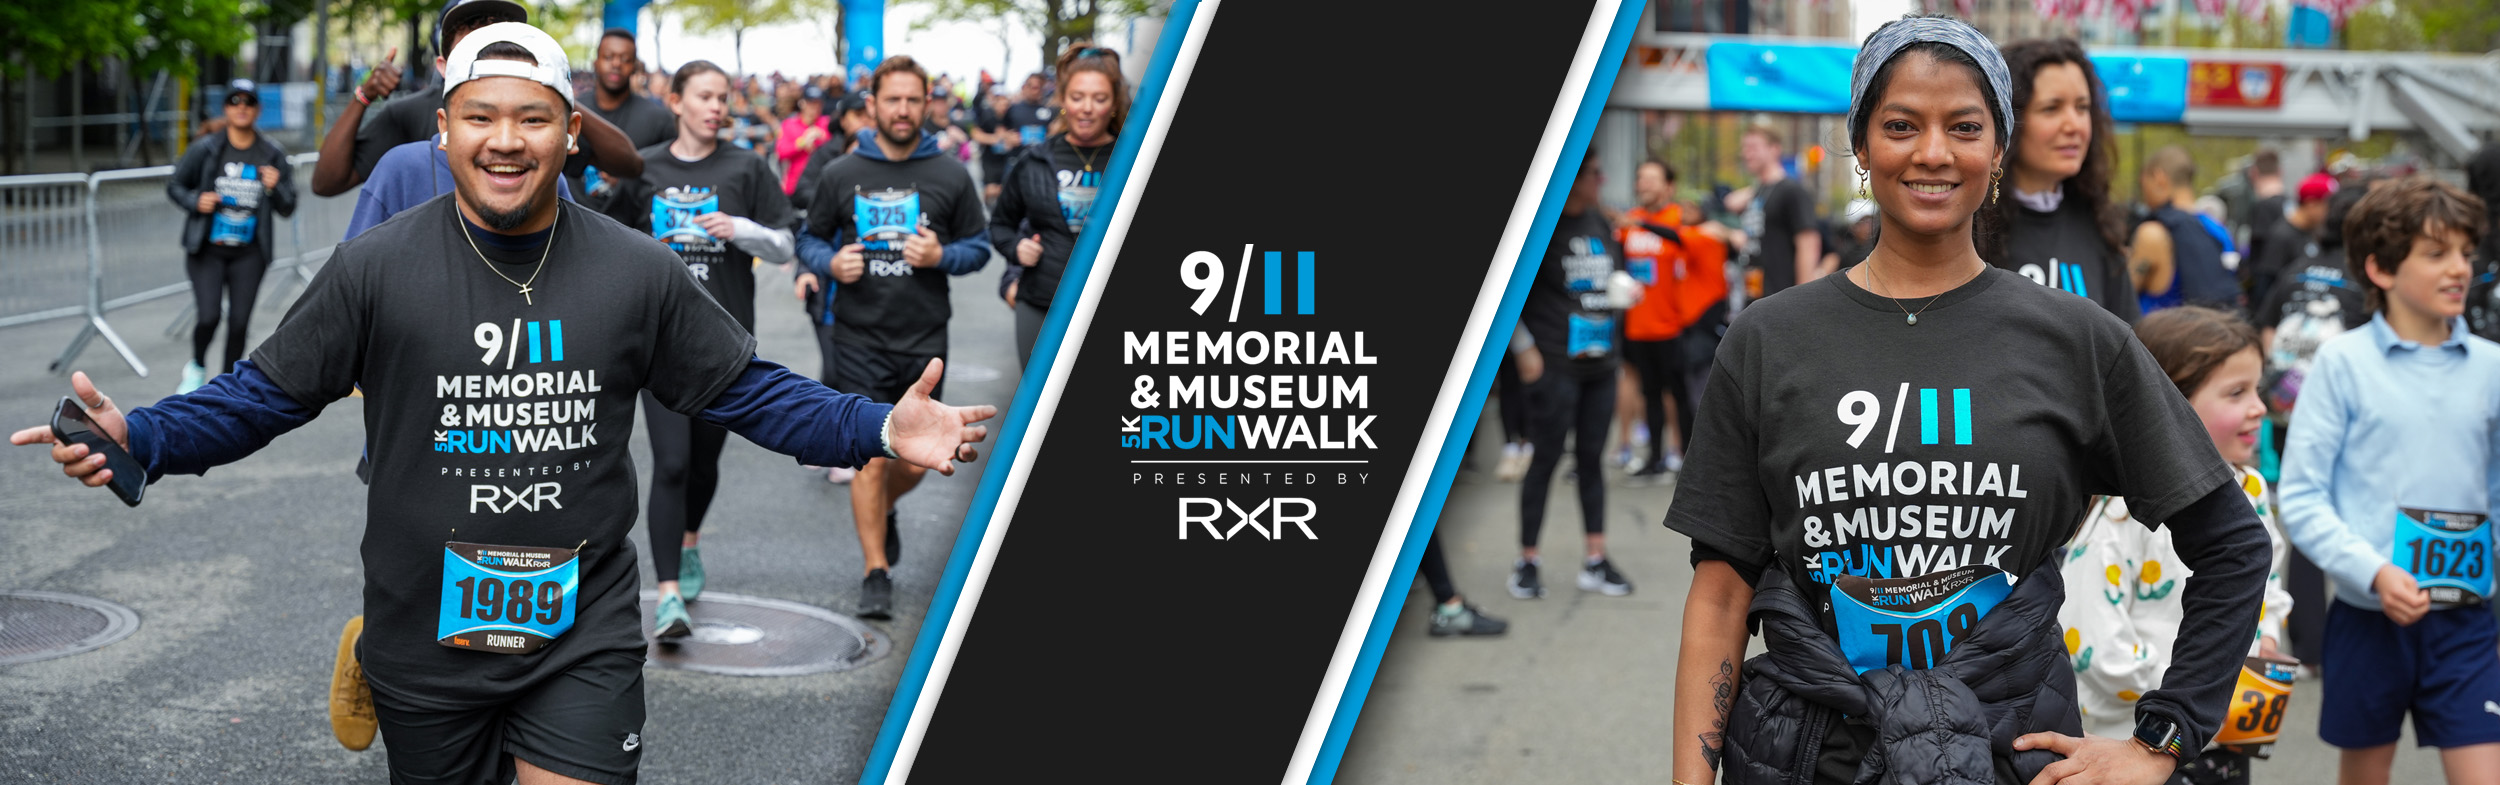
[265,142,299,219]
[2139,478,2272,753]
[989,153,1031,261]
[122,359,319,483]
[168,140,216,254]
[698,357,893,469]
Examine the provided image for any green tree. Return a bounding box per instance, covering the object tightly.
[676,0,802,75]
[905,0,1155,78]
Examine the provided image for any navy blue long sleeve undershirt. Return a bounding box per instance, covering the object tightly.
[123,357,893,484]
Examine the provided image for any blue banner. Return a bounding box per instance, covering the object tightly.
[2091,55,2189,124]
[843,0,886,88]
[1706,42,1854,114]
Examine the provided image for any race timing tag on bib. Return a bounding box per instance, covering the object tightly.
[437,541,580,654]
[2393,507,2491,608]
[2212,655,2298,756]
[1830,564,2014,674]
[854,186,922,263]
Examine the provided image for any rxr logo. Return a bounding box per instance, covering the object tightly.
[470,482,564,514]
[868,259,915,277]
[1178,497,1317,540]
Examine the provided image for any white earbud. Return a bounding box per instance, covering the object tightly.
[567,134,577,150]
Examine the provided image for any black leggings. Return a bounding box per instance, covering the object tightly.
[1622,336,1692,466]
[186,250,268,373]
[1419,535,1457,605]
[1495,354,1527,443]
[1520,364,1615,549]
[642,390,727,583]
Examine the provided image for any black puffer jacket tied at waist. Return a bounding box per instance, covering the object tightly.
[1722,556,2081,785]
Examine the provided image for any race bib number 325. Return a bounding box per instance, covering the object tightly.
[1830,564,2013,674]
[2394,506,2491,608]
[437,541,580,654]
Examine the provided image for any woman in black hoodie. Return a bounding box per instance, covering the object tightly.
[1987,38,2138,323]
[166,80,297,394]
[992,43,1128,366]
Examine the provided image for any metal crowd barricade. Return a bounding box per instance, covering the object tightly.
[0,152,358,377]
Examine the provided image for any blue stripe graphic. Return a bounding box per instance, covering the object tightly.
[854,3,1200,782]
[1298,251,1316,314]
[1308,3,1646,783]
[1920,387,1940,445]
[1953,388,1973,445]
[1266,250,1284,315]
[2070,263,2088,298]
[549,320,564,362]
[527,321,542,364]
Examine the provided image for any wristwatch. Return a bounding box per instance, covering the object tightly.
[2131,714,2189,762]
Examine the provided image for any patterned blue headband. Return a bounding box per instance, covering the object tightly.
[1849,16,2014,149]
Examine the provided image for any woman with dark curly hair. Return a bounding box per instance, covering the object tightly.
[1988,37,2139,322]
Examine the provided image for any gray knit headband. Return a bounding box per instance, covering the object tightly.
[1848,16,2014,149]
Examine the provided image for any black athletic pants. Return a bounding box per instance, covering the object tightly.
[642,390,727,584]
[1495,355,1526,443]
[1419,535,1457,605]
[1519,361,1615,549]
[186,249,268,374]
[1622,336,1691,467]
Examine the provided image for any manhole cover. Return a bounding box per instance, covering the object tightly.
[0,591,141,666]
[638,591,889,676]
[944,363,1003,383]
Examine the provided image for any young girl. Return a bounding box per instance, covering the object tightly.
[2060,306,2293,784]
[624,60,799,639]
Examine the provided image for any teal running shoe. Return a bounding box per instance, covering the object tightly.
[679,546,705,601]
[653,593,692,641]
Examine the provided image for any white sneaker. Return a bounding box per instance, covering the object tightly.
[176,361,207,394]
[1496,443,1532,482]
[827,466,856,484]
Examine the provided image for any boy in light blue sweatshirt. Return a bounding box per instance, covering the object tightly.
[2278,175,2499,784]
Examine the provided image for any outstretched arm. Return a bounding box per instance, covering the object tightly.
[10,363,317,491]
[698,357,996,474]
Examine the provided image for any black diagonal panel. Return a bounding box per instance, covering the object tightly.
[907,2,1602,781]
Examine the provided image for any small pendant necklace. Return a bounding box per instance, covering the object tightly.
[458,207,557,306]
[1859,252,1979,326]
[1070,135,1109,172]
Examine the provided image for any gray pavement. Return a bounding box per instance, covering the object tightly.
[0,234,1023,783]
[1336,415,2447,784]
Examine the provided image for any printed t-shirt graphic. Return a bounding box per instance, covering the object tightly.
[1049,136,1108,234]
[808,140,988,358]
[2255,256,2365,412]
[211,160,267,247]
[635,143,796,332]
[1520,210,1625,365]
[1665,268,2231,632]
[248,197,753,707]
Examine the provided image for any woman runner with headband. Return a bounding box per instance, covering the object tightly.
[1663,16,2270,785]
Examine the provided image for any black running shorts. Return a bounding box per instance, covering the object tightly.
[370,650,647,785]
[826,340,942,405]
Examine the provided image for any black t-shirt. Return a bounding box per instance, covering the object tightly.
[1666,267,2230,614]
[1996,194,2140,323]
[2242,218,2314,318]
[975,102,1008,169]
[1745,178,1816,297]
[629,143,795,332]
[1520,209,1625,371]
[250,196,753,709]
[206,141,281,256]
[1004,101,1054,151]
[805,143,987,357]
[353,84,446,180]
[567,90,681,202]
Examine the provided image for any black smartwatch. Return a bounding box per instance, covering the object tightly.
[2131,714,2188,763]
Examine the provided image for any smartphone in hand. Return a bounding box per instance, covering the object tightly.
[51,396,145,507]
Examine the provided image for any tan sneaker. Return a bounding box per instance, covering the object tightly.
[329,615,376,751]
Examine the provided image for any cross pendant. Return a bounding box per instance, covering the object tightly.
[517,284,534,305]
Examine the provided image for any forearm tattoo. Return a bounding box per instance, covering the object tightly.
[1701,658,1734,770]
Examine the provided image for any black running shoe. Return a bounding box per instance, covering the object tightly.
[1507,560,1544,599]
[859,568,894,619]
[884,509,901,566]
[1578,558,1634,596]
[1428,602,1510,637]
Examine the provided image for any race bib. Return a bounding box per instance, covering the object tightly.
[2212,656,2297,755]
[437,541,580,654]
[1567,314,1613,358]
[1019,125,1047,147]
[1057,183,1099,234]
[1830,565,2013,674]
[651,186,722,252]
[1627,258,1657,286]
[2393,507,2491,608]
[210,163,262,246]
[854,186,922,264]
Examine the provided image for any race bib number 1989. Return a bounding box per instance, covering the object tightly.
[437,541,580,654]
[1830,565,2013,674]
[2394,506,2491,608]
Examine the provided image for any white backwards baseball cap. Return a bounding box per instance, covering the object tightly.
[442,21,572,109]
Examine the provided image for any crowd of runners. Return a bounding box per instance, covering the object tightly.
[12,0,1128,780]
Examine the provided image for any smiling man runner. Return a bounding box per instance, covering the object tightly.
[11,23,995,785]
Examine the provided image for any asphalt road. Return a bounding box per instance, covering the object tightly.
[0,240,1023,783]
[1335,417,2448,784]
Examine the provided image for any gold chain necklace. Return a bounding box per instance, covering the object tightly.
[1858,252,1981,326]
[456,206,558,306]
[1070,135,1109,172]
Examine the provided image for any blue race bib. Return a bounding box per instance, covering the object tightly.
[437,541,580,654]
[1057,184,1099,235]
[210,163,261,246]
[1830,564,2012,674]
[2393,507,2491,608]
[651,186,721,252]
[1567,314,1613,358]
[854,186,922,263]
[1628,258,1657,286]
[1020,125,1046,147]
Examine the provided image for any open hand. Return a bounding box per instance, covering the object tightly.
[2014,732,2176,785]
[9,372,130,488]
[885,359,996,476]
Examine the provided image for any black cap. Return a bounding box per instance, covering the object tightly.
[836,89,871,116]
[802,84,826,102]
[224,79,259,106]
[435,0,528,53]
